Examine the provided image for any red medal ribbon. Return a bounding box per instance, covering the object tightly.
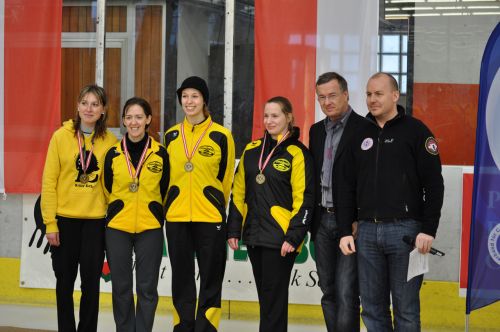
[180,119,213,162]
[77,131,95,174]
[122,135,151,182]
[258,131,290,173]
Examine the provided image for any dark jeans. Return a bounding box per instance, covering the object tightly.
[50,217,105,332]
[106,227,164,332]
[247,246,297,332]
[314,212,360,332]
[357,219,423,332]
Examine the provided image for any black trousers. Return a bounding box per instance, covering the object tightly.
[105,227,164,332]
[165,222,227,332]
[50,217,105,332]
[247,246,297,332]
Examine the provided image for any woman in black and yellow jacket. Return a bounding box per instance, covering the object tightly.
[163,76,235,332]
[103,97,169,332]
[227,96,314,332]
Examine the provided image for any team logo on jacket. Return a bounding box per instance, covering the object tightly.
[198,145,215,157]
[273,158,291,172]
[425,137,439,155]
[147,161,162,173]
[361,138,373,151]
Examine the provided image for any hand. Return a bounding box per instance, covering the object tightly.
[352,221,359,240]
[228,238,239,250]
[30,194,50,254]
[281,241,295,257]
[46,232,60,247]
[415,233,434,254]
[339,235,356,255]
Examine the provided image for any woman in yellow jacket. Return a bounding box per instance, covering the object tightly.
[103,97,169,332]
[41,84,117,331]
[164,76,235,332]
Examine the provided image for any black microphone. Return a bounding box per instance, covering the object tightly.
[402,236,445,257]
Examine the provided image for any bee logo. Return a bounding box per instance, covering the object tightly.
[147,161,163,173]
[273,159,291,172]
[198,145,215,157]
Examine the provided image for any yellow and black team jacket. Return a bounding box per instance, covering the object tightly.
[227,128,315,250]
[41,120,117,233]
[163,116,235,222]
[103,134,169,233]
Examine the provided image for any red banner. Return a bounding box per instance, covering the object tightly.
[3,0,61,193]
[253,0,317,145]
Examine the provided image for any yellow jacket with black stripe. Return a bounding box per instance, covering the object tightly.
[227,129,314,250]
[41,120,117,233]
[163,116,235,222]
[103,134,169,233]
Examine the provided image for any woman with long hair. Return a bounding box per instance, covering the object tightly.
[41,84,117,331]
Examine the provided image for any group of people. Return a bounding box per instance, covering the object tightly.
[41,71,443,332]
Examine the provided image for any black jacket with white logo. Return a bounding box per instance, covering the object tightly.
[336,106,444,238]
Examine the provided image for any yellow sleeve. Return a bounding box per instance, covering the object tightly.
[41,133,61,233]
[222,131,236,206]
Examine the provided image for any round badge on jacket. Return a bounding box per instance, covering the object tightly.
[361,137,373,151]
[425,137,439,155]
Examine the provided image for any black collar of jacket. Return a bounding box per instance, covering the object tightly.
[366,104,406,128]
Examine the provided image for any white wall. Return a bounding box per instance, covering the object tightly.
[414,16,499,84]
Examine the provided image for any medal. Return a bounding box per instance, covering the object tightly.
[77,131,95,183]
[79,174,89,184]
[184,161,194,172]
[180,119,213,172]
[122,135,151,193]
[257,130,290,185]
[129,182,139,192]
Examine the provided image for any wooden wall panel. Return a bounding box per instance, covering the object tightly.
[61,48,121,130]
[62,6,126,33]
[135,5,163,140]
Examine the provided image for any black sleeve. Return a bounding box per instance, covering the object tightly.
[284,146,315,248]
[103,147,117,195]
[335,139,358,238]
[157,146,170,202]
[415,123,444,237]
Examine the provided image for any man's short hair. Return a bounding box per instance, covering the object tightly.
[316,72,348,92]
[369,72,399,92]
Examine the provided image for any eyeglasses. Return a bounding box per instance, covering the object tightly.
[318,93,340,104]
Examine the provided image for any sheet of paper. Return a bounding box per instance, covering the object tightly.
[407,248,429,282]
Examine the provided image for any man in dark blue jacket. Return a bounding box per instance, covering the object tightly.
[309,72,364,331]
[338,72,444,332]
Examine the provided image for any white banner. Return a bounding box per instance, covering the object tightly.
[20,194,322,304]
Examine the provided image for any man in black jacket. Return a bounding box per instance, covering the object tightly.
[338,72,444,332]
[309,72,364,332]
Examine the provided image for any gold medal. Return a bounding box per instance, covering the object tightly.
[184,161,194,172]
[129,182,139,192]
[256,173,266,184]
[79,174,89,184]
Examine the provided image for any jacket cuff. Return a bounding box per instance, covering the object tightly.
[45,221,59,233]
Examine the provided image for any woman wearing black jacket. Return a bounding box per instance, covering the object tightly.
[227,96,314,332]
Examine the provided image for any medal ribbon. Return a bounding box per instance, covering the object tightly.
[258,131,290,174]
[77,131,95,174]
[122,135,151,182]
[180,119,213,162]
